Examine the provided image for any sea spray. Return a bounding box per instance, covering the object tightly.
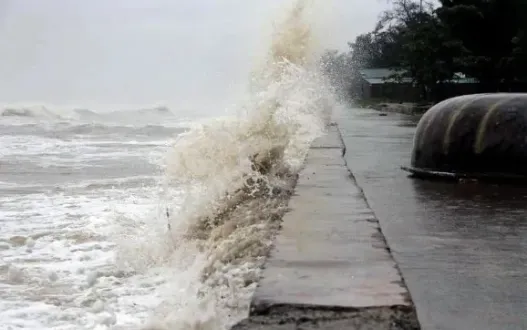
[117,1,335,329]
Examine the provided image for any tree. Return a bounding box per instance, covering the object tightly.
[375,0,459,100]
[321,0,527,102]
[349,31,402,68]
[509,30,527,81]
[437,0,527,91]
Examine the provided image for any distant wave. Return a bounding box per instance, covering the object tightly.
[0,122,186,139]
[1,106,62,119]
[56,123,185,136]
[0,104,185,128]
[0,175,162,195]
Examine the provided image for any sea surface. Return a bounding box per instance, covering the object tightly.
[0,108,189,329]
[0,1,334,329]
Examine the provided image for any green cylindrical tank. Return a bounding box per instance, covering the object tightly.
[402,93,527,181]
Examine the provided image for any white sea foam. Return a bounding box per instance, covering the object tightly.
[0,1,336,329]
[115,1,334,329]
[0,181,181,330]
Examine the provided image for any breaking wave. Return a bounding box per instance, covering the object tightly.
[0,105,188,142]
[0,123,185,141]
[0,105,173,120]
[112,1,336,329]
[0,104,188,132]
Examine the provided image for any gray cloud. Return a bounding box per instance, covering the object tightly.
[0,0,388,112]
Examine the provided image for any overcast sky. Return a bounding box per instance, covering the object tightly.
[0,0,389,113]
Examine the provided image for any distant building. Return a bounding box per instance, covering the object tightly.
[357,68,478,102]
[357,68,415,101]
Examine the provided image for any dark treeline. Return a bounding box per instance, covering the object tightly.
[322,0,527,102]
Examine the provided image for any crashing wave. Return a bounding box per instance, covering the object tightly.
[114,1,336,329]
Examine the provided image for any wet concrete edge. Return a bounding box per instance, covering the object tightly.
[363,103,430,116]
[231,124,420,330]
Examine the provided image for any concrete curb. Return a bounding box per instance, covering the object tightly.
[231,124,420,329]
[362,103,430,116]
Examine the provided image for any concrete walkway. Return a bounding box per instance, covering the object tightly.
[232,125,420,329]
[338,109,527,330]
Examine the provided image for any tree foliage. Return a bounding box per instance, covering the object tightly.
[322,0,527,101]
[437,0,527,89]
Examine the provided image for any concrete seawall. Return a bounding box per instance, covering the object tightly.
[232,125,420,329]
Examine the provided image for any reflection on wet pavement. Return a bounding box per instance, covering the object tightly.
[338,108,527,330]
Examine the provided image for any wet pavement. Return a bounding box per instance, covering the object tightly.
[338,108,527,330]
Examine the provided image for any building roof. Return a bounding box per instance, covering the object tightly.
[359,68,411,84]
[359,68,477,85]
[448,72,478,84]
[359,68,395,79]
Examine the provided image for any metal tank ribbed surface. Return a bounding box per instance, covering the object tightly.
[402,93,527,181]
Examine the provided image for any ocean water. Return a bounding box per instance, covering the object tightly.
[0,1,334,329]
